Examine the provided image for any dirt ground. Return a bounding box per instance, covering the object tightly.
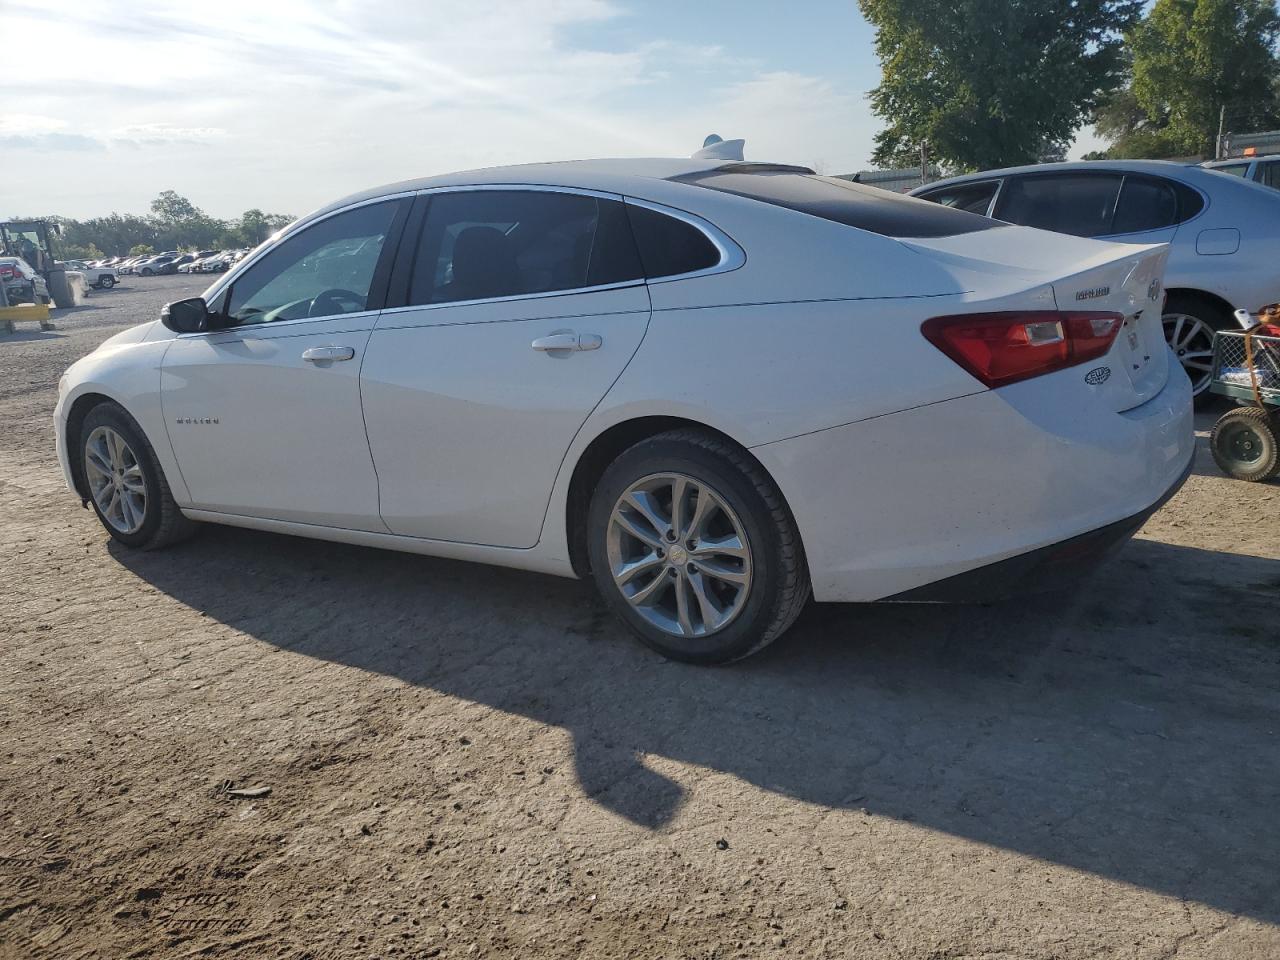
[2,276,1278,960]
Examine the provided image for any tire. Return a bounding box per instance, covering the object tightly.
[586,429,810,664]
[47,268,75,308]
[140,268,154,277]
[1163,293,1229,406]
[97,275,115,289]
[78,403,199,549]
[1210,406,1280,482]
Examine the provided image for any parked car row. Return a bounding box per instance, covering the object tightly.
[77,249,251,279]
[61,259,119,289]
[911,159,1280,401]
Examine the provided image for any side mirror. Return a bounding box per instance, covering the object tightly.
[161,297,210,333]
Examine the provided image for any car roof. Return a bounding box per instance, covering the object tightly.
[299,157,734,227]
[911,159,1227,193]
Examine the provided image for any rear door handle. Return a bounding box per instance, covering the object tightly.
[531,332,602,352]
[302,345,356,363]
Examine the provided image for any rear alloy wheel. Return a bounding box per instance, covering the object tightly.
[1162,294,1225,403]
[97,275,115,289]
[587,430,810,664]
[1210,406,1280,482]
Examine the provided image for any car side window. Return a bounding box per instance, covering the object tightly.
[1261,162,1280,190]
[1110,175,1179,235]
[624,203,722,278]
[224,200,401,326]
[994,174,1124,238]
[1212,163,1250,177]
[917,180,999,216]
[408,191,643,306]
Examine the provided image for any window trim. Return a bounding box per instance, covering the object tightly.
[379,184,744,316]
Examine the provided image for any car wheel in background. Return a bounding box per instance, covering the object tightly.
[586,429,810,664]
[97,275,116,289]
[140,268,153,276]
[1163,293,1228,404]
[79,403,198,549]
[1210,406,1280,482]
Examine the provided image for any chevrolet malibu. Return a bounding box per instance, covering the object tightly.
[55,159,1194,663]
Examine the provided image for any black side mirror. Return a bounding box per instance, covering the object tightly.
[161,297,210,333]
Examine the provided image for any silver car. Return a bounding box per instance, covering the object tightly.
[912,160,1280,399]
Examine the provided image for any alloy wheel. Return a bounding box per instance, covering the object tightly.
[1163,312,1216,395]
[84,426,147,534]
[606,472,752,639]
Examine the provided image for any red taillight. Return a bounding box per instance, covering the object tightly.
[921,311,1124,389]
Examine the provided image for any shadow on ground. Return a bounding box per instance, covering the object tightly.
[111,527,1280,924]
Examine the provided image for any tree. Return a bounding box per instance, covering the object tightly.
[1125,0,1280,157]
[859,0,1142,171]
[128,243,155,257]
[150,190,200,224]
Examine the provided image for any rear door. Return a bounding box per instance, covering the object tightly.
[360,188,651,548]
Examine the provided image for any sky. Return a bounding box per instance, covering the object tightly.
[0,0,1106,221]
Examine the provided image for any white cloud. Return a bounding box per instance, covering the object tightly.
[0,1,876,219]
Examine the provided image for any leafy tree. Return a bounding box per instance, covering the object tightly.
[128,243,155,256]
[150,190,201,223]
[860,0,1143,171]
[1124,0,1280,157]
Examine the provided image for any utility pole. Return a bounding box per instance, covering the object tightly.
[920,139,929,186]
[1217,105,1226,160]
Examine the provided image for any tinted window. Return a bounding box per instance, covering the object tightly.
[226,201,400,326]
[409,191,642,305]
[672,167,996,237]
[1111,176,1179,234]
[1261,162,1280,190]
[917,180,999,215]
[1212,163,1250,177]
[625,203,721,278]
[994,174,1123,237]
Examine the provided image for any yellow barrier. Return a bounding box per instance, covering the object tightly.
[0,303,55,334]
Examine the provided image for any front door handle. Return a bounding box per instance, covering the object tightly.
[302,345,355,363]
[531,332,602,352]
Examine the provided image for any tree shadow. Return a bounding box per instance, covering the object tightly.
[109,528,1280,923]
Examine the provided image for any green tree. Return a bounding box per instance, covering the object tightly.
[860,0,1142,171]
[1124,0,1280,157]
[128,243,155,257]
[149,190,200,223]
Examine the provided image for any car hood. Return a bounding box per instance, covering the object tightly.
[95,319,165,350]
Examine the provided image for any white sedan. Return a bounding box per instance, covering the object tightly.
[54,158,1193,663]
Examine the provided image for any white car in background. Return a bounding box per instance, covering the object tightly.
[912,160,1280,400]
[54,159,1192,663]
[62,260,118,289]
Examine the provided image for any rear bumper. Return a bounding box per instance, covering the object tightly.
[885,453,1191,602]
[754,359,1195,603]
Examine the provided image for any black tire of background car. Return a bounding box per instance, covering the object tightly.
[79,402,200,550]
[1163,292,1230,408]
[586,429,810,665]
[1210,406,1280,482]
[97,276,115,289]
[47,268,75,308]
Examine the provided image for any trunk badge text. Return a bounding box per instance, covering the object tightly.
[1075,286,1111,301]
[1084,366,1111,385]
[175,417,220,425]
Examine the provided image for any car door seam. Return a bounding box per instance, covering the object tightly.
[354,324,394,534]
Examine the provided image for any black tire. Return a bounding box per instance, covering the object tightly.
[1163,293,1230,407]
[79,403,199,549]
[586,429,810,664]
[1210,406,1279,482]
[140,267,154,277]
[47,268,75,308]
[97,275,115,289]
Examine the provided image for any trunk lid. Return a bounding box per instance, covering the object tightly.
[899,226,1171,411]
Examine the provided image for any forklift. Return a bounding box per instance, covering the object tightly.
[0,219,75,308]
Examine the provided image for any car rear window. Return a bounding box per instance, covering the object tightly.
[670,166,997,238]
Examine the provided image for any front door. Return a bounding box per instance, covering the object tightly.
[162,199,406,530]
[360,188,652,548]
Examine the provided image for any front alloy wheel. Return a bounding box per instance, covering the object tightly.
[607,473,753,639]
[84,425,147,534]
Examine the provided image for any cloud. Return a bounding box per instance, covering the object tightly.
[110,124,227,146]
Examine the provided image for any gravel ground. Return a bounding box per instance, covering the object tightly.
[2,276,1279,959]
